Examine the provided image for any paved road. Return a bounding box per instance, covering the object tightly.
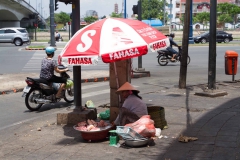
[1,42,240,76]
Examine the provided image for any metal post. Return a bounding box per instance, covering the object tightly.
[170,0,172,33]
[208,0,217,89]
[41,0,42,16]
[72,0,82,111]
[35,26,37,41]
[189,0,194,44]
[138,0,142,69]
[124,0,127,18]
[232,58,235,81]
[35,14,37,41]
[69,23,71,40]
[163,0,166,26]
[49,0,55,46]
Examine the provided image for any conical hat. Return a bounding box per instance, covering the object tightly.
[116,82,139,93]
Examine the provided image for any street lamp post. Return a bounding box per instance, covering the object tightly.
[124,0,127,18]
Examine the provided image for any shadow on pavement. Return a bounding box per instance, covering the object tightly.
[155,88,240,159]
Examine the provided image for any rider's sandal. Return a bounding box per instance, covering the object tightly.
[170,59,176,62]
[56,94,63,99]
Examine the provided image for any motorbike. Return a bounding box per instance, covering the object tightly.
[157,46,190,66]
[22,65,74,111]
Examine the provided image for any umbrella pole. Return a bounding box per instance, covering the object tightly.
[113,62,122,123]
[114,62,121,106]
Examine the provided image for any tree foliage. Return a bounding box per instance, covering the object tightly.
[54,12,70,25]
[84,16,98,24]
[141,0,167,22]
[217,2,240,25]
[101,15,107,19]
[194,12,210,29]
[109,12,122,18]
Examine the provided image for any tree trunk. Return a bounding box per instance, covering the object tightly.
[179,0,190,89]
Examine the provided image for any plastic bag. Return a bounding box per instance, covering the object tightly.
[99,109,110,120]
[66,79,73,89]
[85,100,95,108]
[125,115,156,138]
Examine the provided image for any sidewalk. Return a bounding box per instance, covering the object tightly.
[2,58,240,159]
[1,78,240,159]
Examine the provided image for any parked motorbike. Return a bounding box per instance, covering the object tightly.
[22,65,74,111]
[157,46,190,66]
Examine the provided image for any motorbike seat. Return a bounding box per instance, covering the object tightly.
[158,49,168,53]
[27,77,49,85]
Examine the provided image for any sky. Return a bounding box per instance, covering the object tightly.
[28,0,139,18]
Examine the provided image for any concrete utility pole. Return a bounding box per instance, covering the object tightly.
[208,0,217,89]
[188,0,194,44]
[179,0,191,89]
[49,0,55,46]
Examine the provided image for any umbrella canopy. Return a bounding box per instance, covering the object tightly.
[58,18,170,66]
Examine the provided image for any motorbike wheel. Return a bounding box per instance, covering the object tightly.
[158,55,168,66]
[25,89,43,111]
[179,56,191,65]
[64,85,74,103]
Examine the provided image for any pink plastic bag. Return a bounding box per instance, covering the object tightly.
[125,115,156,138]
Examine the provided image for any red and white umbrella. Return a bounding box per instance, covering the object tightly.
[58,18,170,66]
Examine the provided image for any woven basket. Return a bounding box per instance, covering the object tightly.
[147,106,167,130]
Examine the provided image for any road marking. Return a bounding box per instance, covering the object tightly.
[22,52,108,72]
[82,89,109,98]
[82,82,108,89]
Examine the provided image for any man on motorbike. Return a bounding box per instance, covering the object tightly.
[40,47,68,98]
[166,33,179,61]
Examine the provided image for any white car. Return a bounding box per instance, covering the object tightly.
[0,27,30,46]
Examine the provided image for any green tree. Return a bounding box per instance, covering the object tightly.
[54,12,70,25]
[179,14,184,26]
[194,12,210,30]
[101,15,107,19]
[217,3,240,28]
[84,16,98,24]
[141,0,167,22]
[109,12,122,18]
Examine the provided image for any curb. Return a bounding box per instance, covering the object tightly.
[0,72,150,95]
[25,48,45,50]
[25,47,45,50]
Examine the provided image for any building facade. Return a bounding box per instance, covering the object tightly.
[169,0,239,30]
[114,3,119,14]
[178,0,237,19]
